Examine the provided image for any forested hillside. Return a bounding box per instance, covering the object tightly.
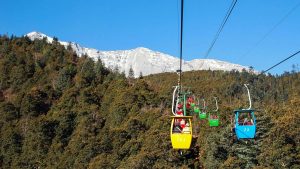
[0,35,299,168]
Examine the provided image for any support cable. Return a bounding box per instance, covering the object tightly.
[204,0,238,58]
[261,50,300,74]
[178,0,184,87]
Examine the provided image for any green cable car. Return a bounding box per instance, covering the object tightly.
[208,97,220,127]
[199,99,207,119]
[190,95,196,109]
[191,102,195,109]
[194,107,200,114]
[199,112,207,119]
[193,98,200,114]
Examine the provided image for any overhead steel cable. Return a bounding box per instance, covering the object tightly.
[242,2,300,58]
[261,50,300,74]
[176,0,180,59]
[178,0,184,87]
[204,0,238,58]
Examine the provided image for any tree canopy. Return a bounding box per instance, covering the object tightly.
[0,35,299,168]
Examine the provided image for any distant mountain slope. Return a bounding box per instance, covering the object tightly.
[26,32,253,77]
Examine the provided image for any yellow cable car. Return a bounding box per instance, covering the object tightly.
[170,116,193,149]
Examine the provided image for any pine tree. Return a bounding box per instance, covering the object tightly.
[128,66,134,79]
[139,71,143,79]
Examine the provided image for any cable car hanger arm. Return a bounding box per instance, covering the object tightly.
[244,84,252,110]
[172,86,179,116]
[213,97,219,112]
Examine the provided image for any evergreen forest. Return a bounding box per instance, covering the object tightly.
[0,35,299,168]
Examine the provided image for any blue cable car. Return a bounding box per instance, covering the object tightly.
[234,109,256,139]
[233,84,257,139]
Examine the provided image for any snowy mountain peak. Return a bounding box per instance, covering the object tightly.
[26,31,53,42]
[26,31,46,38]
[134,47,151,51]
[25,32,255,77]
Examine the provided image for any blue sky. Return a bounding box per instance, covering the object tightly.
[1,0,300,74]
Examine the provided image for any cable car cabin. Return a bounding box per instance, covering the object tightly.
[199,99,207,119]
[199,112,207,119]
[208,112,219,127]
[191,102,195,109]
[208,97,219,126]
[234,109,256,139]
[194,106,200,114]
[170,116,193,149]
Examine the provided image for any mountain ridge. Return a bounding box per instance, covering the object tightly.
[26,31,254,77]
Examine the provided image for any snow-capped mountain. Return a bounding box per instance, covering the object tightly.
[26,32,253,77]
